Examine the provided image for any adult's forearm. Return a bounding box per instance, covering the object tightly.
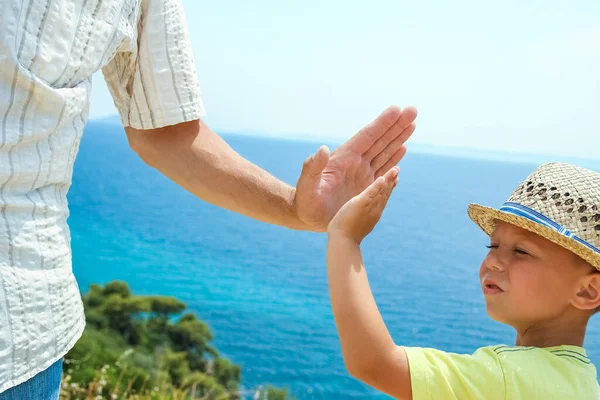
[126,119,308,230]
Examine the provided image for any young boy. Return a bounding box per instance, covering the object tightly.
[326,161,600,399]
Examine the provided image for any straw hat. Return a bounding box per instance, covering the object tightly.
[468,162,600,271]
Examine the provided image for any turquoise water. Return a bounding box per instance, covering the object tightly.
[68,121,600,399]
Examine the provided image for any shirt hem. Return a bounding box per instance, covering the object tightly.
[0,315,86,394]
[403,346,430,400]
[120,101,206,130]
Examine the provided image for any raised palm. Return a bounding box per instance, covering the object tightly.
[293,106,417,232]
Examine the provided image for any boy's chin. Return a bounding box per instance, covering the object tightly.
[485,305,516,327]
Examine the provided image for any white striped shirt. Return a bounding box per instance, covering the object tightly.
[0,0,205,392]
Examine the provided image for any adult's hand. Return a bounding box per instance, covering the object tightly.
[293,106,417,232]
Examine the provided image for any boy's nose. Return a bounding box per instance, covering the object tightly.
[484,252,506,272]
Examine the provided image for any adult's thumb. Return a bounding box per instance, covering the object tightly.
[300,145,330,181]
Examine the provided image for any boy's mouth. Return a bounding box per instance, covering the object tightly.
[482,279,504,295]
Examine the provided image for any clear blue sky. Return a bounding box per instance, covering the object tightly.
[90,0,600,158]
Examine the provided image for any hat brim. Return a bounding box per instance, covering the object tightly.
[468,203,600,271]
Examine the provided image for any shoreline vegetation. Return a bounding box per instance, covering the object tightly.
[60,281,292,400]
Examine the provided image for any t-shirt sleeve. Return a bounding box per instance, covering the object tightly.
[404,346,506,400]
[102,0,205,129]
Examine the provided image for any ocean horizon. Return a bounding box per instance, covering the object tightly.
[94,115,600,171]
[68,118,600,399]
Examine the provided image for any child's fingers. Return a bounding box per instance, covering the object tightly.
[384,167,399,193]
[364,176,387,200]
[382,179,395,203]
[385,166,400,182]
[379,168,399,204]
[361,166,399,205]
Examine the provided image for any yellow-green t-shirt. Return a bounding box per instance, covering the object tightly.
[404,344,598,400]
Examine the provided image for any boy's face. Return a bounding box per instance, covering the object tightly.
[479,221,596,328]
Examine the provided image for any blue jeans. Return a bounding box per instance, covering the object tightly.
[0,359,62,400]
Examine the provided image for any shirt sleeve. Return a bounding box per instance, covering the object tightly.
[102,0,205,129]
[404,346,506,400]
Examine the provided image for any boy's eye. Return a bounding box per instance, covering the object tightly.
[486,245,530,256]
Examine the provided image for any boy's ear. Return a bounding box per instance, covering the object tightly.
[573,272,600,311]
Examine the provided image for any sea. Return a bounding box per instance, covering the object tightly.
[68,119,600,399]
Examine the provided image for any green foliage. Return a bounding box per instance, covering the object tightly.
[258,386,295,400]
[147,296,186,316]
[62,281,292,399]
[102,281,132,297]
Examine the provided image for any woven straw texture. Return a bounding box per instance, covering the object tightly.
[468,162,600,270]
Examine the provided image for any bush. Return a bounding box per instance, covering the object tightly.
[61,281,292,399]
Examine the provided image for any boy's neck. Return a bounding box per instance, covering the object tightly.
[514,316,587,348]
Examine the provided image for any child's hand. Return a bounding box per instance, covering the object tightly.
[327,166,399,244]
